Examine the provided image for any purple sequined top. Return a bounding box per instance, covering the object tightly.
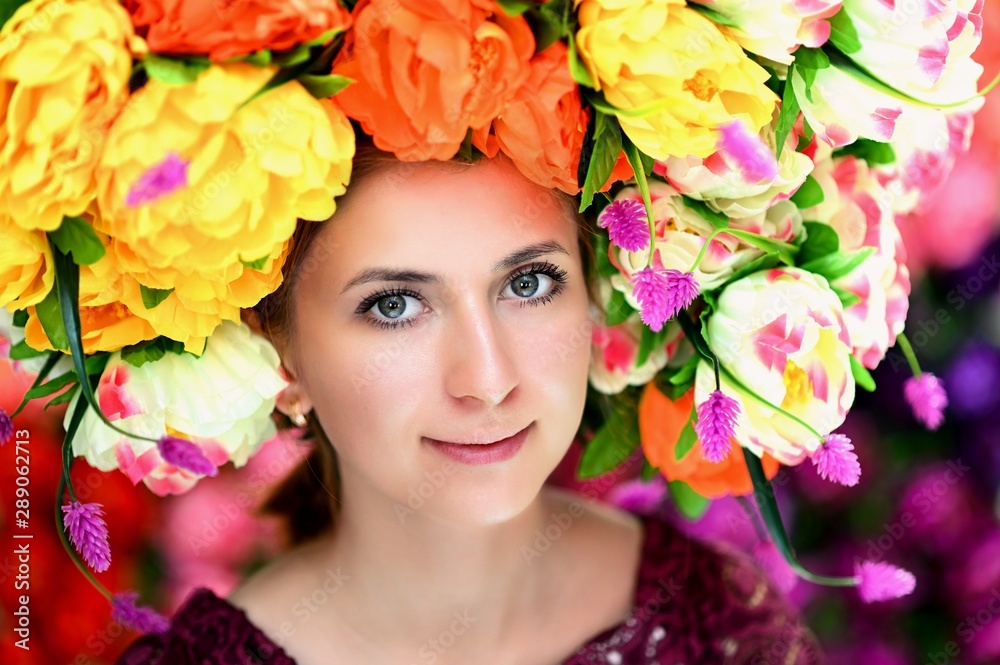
[116,515,826,664]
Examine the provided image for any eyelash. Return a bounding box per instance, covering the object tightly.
[356,261,570,332]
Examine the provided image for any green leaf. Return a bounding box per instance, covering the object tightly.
[579,111,622,212]
[834,286,861,309]
[496,0,533,15]
[775,67,801,162]
[716,252,782,291]
[851,355,876,392]
[592,226,619,279]
[12,309,28,327]
[604,289,633,327]
[674,410,698,461]
[525,1,565,52]
[827,8,862,54]
[743,450,798,563]
[578,402,639,478]
[800,246,876,282]
[121,337,186,368]
[241,255,270,271]
[567,34,596,89]
[8,351,62,418]
[635,323,670,368]
[143,54,211,85]
[797,221,840,265]
[790,174,824,209]
[682,196,729,230]
[793,48,831,102]
[240,50,273,67]
[668,353,700,386]
[668,480,710,520]
[140,285,174,310]
[9,339,46,360]
[35,286,68,352]
[834,138,896,166]
[639,457,659,481]
[48,216,106,266]
[723,229,796,266]
[272,44,312,68]
[298,73,353,99]
[45,384,80,410]
[687,3,740,28]
[0,0,29,30]
[23,370,79,400]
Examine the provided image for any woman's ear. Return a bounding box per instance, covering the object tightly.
[275,364,314,424]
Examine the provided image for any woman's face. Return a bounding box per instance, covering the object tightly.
[286,156,594,525]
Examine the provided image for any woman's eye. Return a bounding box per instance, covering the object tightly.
[369,293,421,323]
[505,272,553,299]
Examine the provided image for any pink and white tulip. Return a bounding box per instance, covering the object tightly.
[695,268,855,465]
[656,118,814,219]
[65,320,288,496]
[689,0,842,64]
[803,156,911,369]
[840,0,984,104]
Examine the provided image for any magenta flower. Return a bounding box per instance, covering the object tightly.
[695,390,739,463]
[598,199,649,252]
[111,591,170,634]
[0,407,12,446]
[606,477,667,516]
[717,120,779,183]
[904,373,948,430]
[629,264,700,333]
[62,501,112,572]
[157,435,218,477]
[811,433,861,486]
[854,560,916,603]
[125,152,190,207]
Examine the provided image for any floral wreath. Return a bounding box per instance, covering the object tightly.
[0,0,994,632]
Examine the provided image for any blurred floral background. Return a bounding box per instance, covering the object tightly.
[4,9,1000,665]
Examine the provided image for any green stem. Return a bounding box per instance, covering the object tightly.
[895,333,922,377]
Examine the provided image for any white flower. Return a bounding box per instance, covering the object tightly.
[66,320,288,496]
[689,0,842,65]
[696,268,855,465]
[841,0,983,104]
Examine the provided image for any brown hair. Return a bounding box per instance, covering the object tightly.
[251,136,600,548]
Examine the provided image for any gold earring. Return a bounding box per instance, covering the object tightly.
[289,398,308,427]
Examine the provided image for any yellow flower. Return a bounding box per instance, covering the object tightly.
[574,0,777,160]
[0,215,53,310]
[95,62,354,277]
[0,0,143,231]
[22,223,159,355]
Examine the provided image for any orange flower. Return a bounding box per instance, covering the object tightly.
[639,384,781,498]
[490,42,587,195]
[331,0,534,161]
[124,0,351,61]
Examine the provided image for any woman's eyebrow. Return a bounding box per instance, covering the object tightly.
[339,240,570,294]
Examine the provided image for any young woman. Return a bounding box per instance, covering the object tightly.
[115,145,825,665]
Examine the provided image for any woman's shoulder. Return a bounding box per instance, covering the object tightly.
[567,509,828,665]
[113,586,298,665]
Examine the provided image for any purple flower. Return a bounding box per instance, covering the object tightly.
[62,501,112,572]
[157,436,218,477]
[606,476,667,515]
[904,373,948,430]
[598,199,649,252]
[125,152,190,207]
[811,433,861,486]
[752,540,798,594]
[695,390,739,463]
[717,120,779,183]
[0,407,12,446]
[630,263,700,333]
[111,591,171,634]
[854,560,916,603]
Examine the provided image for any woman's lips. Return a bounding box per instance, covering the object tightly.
[423,423,532,465]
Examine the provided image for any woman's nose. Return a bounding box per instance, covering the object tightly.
[442,305,520,407]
